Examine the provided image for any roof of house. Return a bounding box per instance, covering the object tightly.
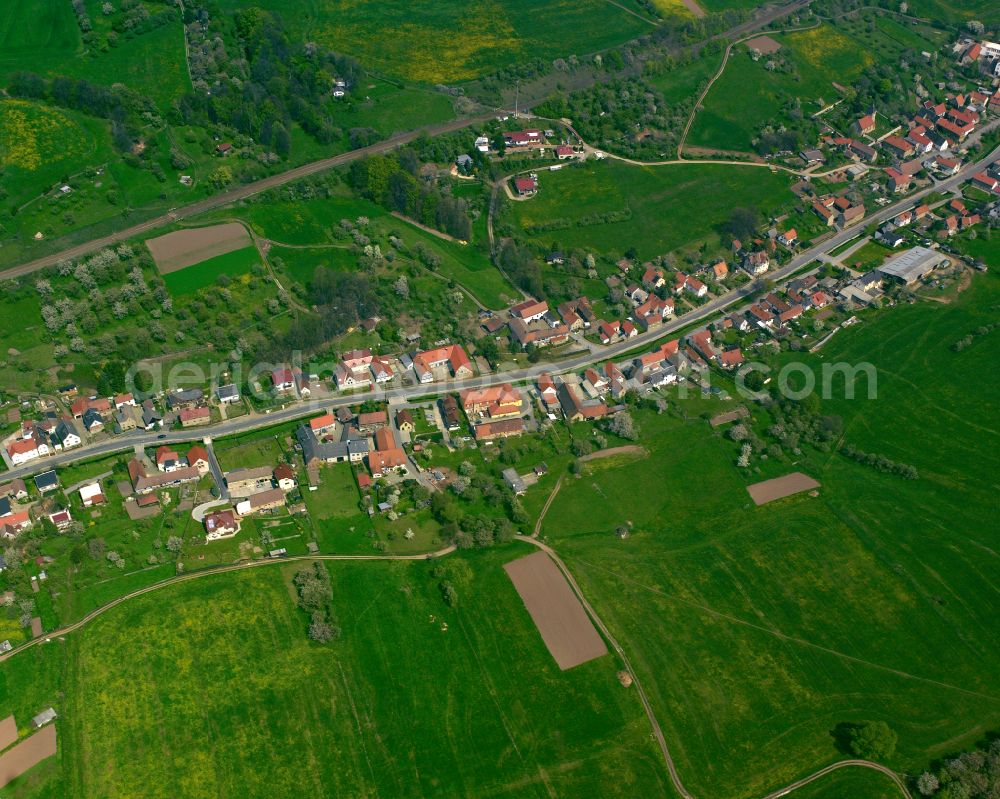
[205,510,237,533]
[413,344,471,377]
[474,418,526,439]
[187,445,209,464]
[511,298,548,318]
[226,466,274,483]
[6,438,38,456]
[374,427,396,452]
[368,448,407,473]
[310,413,336,431]
[273,463,296,482]
[718,348,744,368]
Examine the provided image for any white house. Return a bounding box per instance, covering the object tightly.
[79,482,106,507]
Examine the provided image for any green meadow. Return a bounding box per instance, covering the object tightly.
[534,268,1000,797]
[162,246,261,296]
[212,0,655,84]
[689,24,873,152]
[219,192,516,308]
[508,159,792,259]
[645,54,722,106]
[0,549,670,798]
[0,0,190,111]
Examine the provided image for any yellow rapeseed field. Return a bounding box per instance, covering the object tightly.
[786,25,874,73]
[0,99,85,172]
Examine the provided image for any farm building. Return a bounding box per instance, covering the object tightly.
[876,246,944,285]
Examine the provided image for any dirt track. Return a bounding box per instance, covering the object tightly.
[578,445,647,462]
[0,716,16,751]
[745,35,782,53]
[747,472,820,505]
[146,222,251,273]
[0,724,56,788]
[505,551,607,670]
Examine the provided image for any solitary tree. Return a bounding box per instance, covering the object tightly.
[849,721,897,761]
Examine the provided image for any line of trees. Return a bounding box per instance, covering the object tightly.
[841,444,919,479]
[293,563,341,643]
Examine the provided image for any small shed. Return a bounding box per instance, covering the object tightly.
[32,707,57,728]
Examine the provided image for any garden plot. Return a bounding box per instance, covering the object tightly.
[146,223,252,274]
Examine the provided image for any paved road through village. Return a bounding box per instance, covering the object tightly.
[6,140,997,485]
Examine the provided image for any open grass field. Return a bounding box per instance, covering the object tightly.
[213,0,655,84]
[688,23,873,152]
[161,247,261,296]
[907,0,1000,25]
[645,54,722,106]
[840,239,893,272]
[269,245,358,286]
[338,81,457,133]
[0,548,670,798]
[789,768,902,799]
[0,2,80,81]
[534,269,1000,797]
[508,160,792,259]
[0,1,189,112]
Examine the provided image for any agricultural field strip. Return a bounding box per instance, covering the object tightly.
[504,551,608,670]
[0,0,813,282]
[146,223,252,273]
[3,139,999,486]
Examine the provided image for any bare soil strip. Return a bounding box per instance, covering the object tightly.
[0,725,56,788]
[0,716,16,751]
[747,472,820,505]
[504,551,608,670]
[679,0,706,19]
[710,406,749,428]
[578,445,647,462]
[146,222,251,273]
[745,34,782,54]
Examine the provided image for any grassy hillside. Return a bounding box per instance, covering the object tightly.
[0,549,671,798]
[536,267,1000,797]
[507,159,792,259]
[0,0,190,111]
[688,24,872,153]
[212,0,658,84]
